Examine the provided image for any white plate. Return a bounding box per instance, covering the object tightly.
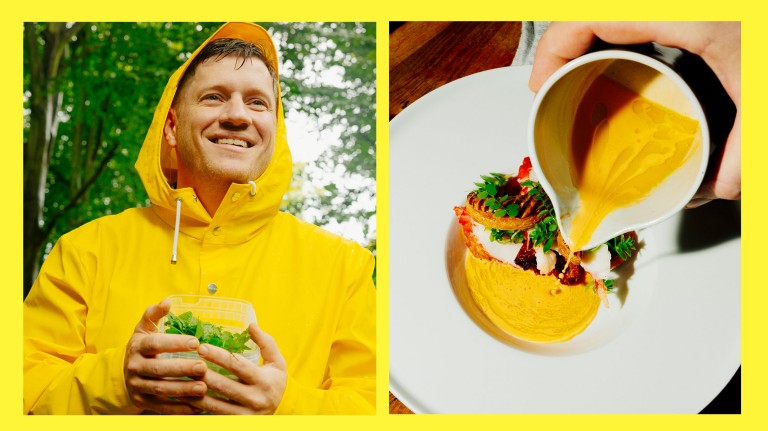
[389,66,741,413]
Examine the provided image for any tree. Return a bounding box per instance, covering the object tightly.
[272,22,376,241]
[23,22,86,294]
[23,22,376,298]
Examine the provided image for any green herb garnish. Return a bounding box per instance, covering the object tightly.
[587,278,616,293]
[607,234,636,260]
[164,311,252,354]
[489,228,525,244]
[520,180,557,253]
[473,174,520,218]
[474,173,506,199]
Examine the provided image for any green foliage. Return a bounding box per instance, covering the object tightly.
[164,311,252,354]
[588,278,616,294]
[607,234,636,260]
[521,180,557,253]
[473,173,520,218]
[489,228,524,244]
[24,22,376,285]
[275,22,376,241]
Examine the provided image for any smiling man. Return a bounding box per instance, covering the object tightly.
[166,38,279,215]
[23,22,376,415]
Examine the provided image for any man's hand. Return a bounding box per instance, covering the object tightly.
[124,299,209,414]
[529,22,741,207]
[184,323,288,414]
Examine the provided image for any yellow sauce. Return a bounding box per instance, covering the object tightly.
[465,253,599,343]
[567,75,700,251]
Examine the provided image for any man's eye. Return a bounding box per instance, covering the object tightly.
[203,94,222,101]
[249,99,269,111]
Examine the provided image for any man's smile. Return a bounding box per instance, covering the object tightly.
[210,137,253,148]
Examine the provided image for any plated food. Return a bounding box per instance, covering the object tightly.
[453,157,636,343]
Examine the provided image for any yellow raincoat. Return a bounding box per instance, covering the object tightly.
[23,22,376,415]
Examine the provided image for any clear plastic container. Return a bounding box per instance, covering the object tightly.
[158,295,260,378]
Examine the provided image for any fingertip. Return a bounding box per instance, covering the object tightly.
[528,75,542,93]
[159,298,171,313]
[248,322,263,339]
[197,343,209,356]
[192,360,207,376]
[187,337,200,351]
[685,198,711,209]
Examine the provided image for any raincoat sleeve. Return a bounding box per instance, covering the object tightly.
[23,233,140,415]
[274,250,376,414]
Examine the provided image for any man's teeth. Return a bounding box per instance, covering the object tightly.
[217,138,249,148]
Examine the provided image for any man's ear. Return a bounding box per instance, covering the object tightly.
[164,108,178,148]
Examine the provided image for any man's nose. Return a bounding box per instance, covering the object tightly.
[219,97,250,128]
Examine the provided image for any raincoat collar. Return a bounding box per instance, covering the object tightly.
[135,22,291,245]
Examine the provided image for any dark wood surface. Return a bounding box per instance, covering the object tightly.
[388,21,522,414]
[389,21,521,120]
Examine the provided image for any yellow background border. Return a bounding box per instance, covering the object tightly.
[6,1,762,429]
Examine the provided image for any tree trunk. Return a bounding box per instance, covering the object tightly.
[23,22,85,298]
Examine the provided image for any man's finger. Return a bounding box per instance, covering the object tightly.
[198,365,255,404]
[248,324,286,370]
[529,22,679,93]
[135,299,171,334]
[128,355,207,379]
[198,344,257,383]
[687,110,741,209]
[709,113,741,201]
[137,333,199,356]
[128,375,208,397]
[131,393,204,415]
[529,22,598,92]
[184,394,251,415]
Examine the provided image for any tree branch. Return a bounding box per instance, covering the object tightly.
[43,140,121,239]
[63,22,86,43]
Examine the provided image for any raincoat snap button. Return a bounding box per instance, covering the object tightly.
[231,192,241,202]
[212,226,222,236]
[207,283,218,294]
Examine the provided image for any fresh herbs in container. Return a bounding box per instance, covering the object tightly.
[158,295,261,379]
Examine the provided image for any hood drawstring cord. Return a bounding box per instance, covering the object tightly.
[171,197,182,264]
[171,182,251,264]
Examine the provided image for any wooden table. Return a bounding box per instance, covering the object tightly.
[389,22,522,121]
[388,21,522,414]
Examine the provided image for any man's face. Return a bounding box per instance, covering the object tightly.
[165,55,277,189]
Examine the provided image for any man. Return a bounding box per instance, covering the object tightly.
[24,22,376,415]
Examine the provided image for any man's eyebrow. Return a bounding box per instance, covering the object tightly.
[195,83,274,99]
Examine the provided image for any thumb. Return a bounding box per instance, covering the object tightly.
[134,298,171,334]
[249,323,286,371]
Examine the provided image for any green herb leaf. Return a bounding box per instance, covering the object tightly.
[608,234,636,260]
[164,312,252,354]
[473,172,509,201]
[544,237,553,253]
[485,183,497,196]
[521,180,558,251]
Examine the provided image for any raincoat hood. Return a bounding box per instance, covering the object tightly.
[135,22,291,245]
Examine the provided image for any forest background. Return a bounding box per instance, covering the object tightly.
[23,22,376,298]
